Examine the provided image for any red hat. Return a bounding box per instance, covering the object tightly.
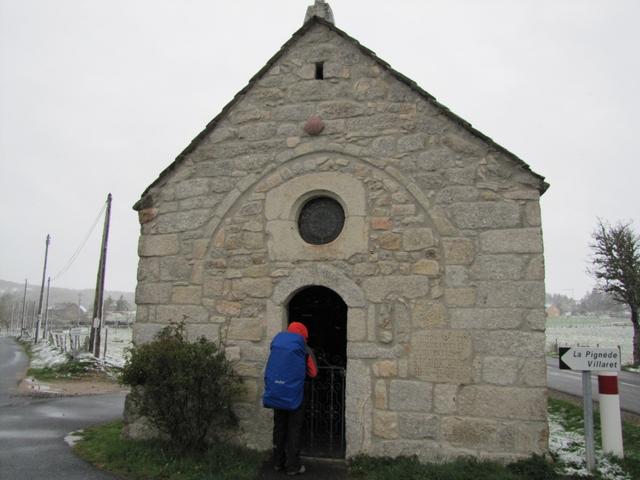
[287,322,308,341]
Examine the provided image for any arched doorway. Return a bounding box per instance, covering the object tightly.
[288,286,347,458]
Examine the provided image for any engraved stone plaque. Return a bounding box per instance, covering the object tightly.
[410,331,472,383]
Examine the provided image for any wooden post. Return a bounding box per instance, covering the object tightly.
[35,234,51,343]
[43,277,51,340]
[90,193,112,356]
[20,280,27,335]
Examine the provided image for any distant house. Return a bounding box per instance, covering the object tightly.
[546,304,561,318]
[127,1,549,462]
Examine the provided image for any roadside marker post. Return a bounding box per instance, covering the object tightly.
[559,346,622,471]
[598,372,623,458]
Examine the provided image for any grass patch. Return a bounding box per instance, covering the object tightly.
[27,358,98,381]
[549,397,640,478]
[74,421,264,480]
[349,454,577,479]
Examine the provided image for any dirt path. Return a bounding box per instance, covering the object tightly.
[18,374,129,398]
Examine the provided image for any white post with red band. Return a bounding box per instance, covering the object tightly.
[598,372,624,458]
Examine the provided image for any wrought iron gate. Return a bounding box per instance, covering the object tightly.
[301,366,346,458]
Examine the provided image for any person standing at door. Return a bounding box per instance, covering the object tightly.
[263,321,318,476]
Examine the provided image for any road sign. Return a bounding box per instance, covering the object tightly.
[559,347,621,371]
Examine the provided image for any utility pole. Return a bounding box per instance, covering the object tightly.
[20,280,27,335]
[77,293,82,327]
[43,277,51,340]
[35,234,51,343]
[10,303,16,334]
[90,193,112,357]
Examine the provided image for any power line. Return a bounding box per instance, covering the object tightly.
[52,201,107,281]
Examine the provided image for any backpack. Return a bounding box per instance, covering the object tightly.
[263,331,307,410]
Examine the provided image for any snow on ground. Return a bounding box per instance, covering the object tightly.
[546,316,634,365]
[549,411,630,479]
[29,341,69,368]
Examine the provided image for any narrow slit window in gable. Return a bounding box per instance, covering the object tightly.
[315,62,324,80]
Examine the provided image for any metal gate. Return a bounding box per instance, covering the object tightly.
[301,366,346,458]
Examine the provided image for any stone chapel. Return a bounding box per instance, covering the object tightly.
[128,1,549,462]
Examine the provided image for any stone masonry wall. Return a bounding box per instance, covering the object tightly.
[130,22,548,462]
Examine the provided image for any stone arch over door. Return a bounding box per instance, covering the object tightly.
[267,264,370,458]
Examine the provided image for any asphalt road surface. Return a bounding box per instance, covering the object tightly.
[547,357,640,414]
[0,336,126,480]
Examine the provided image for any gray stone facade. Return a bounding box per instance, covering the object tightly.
[128,15,548,462]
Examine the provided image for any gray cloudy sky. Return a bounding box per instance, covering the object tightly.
[1,0,638,299]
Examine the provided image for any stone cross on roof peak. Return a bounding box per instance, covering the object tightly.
[304,0,335,25]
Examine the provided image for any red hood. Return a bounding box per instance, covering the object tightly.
[287,322,308,341]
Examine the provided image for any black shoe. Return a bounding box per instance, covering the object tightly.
[286,465,306,476]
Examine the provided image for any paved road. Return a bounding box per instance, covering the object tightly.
[547,357,640,414]
[0,336,126,480]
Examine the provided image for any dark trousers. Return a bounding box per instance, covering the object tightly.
[272,399,306,470]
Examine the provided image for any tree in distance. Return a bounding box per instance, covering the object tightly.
[590,220,640,365]
[115,295,130,312]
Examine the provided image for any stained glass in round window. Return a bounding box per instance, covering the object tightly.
[298,197,345,245]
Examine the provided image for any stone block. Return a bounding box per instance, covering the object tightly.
[216,300,242,316]
[476,281,544,308]
[442,238,475,265]
[389,380,433,412]
[373,360,398,378]
[154,210,210,234]
[470,255,527,280]
[175,179,209,199]
[374,380,387,409]
[203,276,224,297]
[412,301,447,329]
[524,202,541,226]
[371,217,393,230]
[435,186,479,204]
[412,259,440,276]
[525,255,545,280]
[362,275,429,302]
[479,228,543,254]
[137,257,160,281]
[457,386,547,420]
[135,282,172,305]
[171,286,202,305]
[139,234,179,257]
[402,228,435,251]
[526,309,546,331]
[186,323,219,342]
[474,330,545,357]
[231,278,274,299]
[133,323,163,345]
[514,422,548,454]
[449,308,524,330]
[227,317,264,342]
[444,288,476,307]
[410,331,472,384]
[347,342,398,359]
[157,305,209,324]
[449,202,520,229]
[160,256,192,281]
[482,356,520,385]
[444,266,469,287]
[520,357,547,387]
[398,413,438,439]
[373,411,399,439]
[434,384,458,414]
[378,232,402,250]
[354,263,377,276]
[347,308,367,341]
[441,417,514,451]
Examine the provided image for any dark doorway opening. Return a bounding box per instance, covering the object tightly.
[288,286,347,459]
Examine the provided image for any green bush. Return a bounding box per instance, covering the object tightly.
[120,322,243,452]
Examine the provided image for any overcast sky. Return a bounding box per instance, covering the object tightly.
[1,0,638,300]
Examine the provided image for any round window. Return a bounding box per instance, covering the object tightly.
[298,197,345,245]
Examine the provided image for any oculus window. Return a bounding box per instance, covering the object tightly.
[298,197,345,245]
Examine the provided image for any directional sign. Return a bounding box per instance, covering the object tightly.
[559,347,621,371]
